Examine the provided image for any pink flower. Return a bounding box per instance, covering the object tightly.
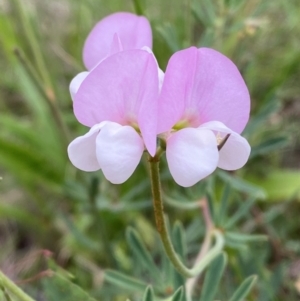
[158,47,251,187]
[69,12,154,101]
[68,50,159,184]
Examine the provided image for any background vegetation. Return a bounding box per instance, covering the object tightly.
[0,0,299,300]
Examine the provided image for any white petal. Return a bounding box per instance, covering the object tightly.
[199,121,251,170]
[69,71,89,101]
[158,68,165,91]
[96,122,144,184]
[166,128,219,187]
[67,123,107,171]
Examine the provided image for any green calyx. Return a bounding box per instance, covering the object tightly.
[172,120,190,130]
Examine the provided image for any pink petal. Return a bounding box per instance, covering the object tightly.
[142,46,165,90]
[69,71,89,101]
[166,128,219,187]
[109,33,123,55]
[200,121,251,170]
[158,48,194,134]
[96,122,144,184]
[158,47,250,134]
[83,12,152,70]
[74,50,159,156]
[67,123,107,171]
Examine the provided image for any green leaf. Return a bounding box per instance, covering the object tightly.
[244,97,281,136]
[199,253,227,301]
[225,232,268,244]
[0,14,18,62]
[171,286,184,301]
[0,136,63,190]
[104,269,148,293]
[229,275,257,301]
[217,183,231,226]
[0,203,44,232]
[164,194,201,210]
[156,23,180,52]
[172,222,186,288]
[42,271,97,301]
[126,228,161,279]
[245,169,300,201]
[250,136,289,158]
[172,221,186,261]
[142,286,155,301]
[60,213,100,252]
[224,196,257,229]
[217,171,266,199]
[45,258,74,280]
[122,178,150,202]
[191,0,216,27]
[225,239,248,251]
[206,191,216,223]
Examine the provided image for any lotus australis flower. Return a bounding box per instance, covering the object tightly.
[158,47,251,187]
[68,50,159,184]
[70,12,153,101]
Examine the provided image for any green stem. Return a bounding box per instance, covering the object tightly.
[148,153,225,278]
[14,0,53,90]
[185,230,213,301]
[0,282,12,301]
[190,230,224,274]
[132,0,144,15]
[0,271,36,301]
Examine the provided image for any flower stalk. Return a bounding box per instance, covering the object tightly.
[186,199,218,300]
[132,0,144,15]
[148,152,225,278]
[0,270,36,301]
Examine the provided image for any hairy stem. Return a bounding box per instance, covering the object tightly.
[148,153,224,278]
[148,153,192,277]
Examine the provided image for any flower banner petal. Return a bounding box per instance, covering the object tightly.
[194,48,250,133]
[67,123,106,171]
[74,50,159,156]
[83,12,152,70]
[166,128,219,187]
[109,33,123,55]
[158,47,250,134]
[96,122,144,184]
[200,121,251,170]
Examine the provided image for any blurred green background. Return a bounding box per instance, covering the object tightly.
[0,0,300,300]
